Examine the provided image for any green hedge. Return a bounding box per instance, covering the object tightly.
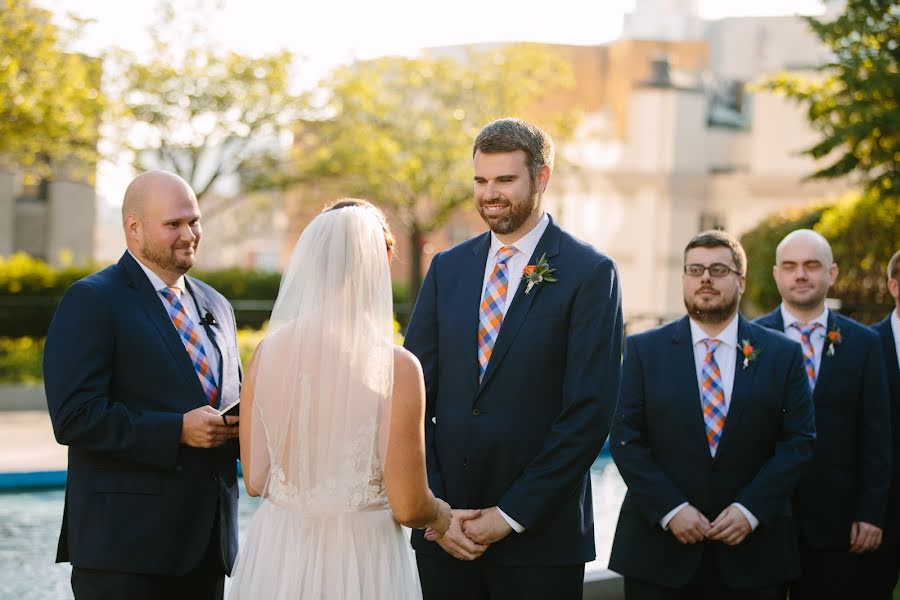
[0,254,283,337]
[0,337,44,384]
[1,324,402,383]
[0,254,411,336]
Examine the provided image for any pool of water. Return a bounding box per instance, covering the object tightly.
[0,457,625,599]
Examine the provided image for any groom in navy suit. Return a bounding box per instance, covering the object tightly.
[755,230,891,600]
[404,118,624,599]
[609,230,816,599]
[43,171,242,600]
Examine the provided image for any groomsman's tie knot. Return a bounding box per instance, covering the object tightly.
[790,321,822,390]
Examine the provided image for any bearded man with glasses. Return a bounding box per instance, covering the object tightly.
[609,230,815,600]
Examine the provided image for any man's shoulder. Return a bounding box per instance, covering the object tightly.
[627,318,683,347]
[67,264,121,296]
[752,307,781,329]
[744,318,796,353]
[557,227,614,268]
[832,312,879,347]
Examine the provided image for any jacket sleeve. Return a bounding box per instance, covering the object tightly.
[854,330,892,526]
[43,281,183,469]
[610,335,693,523]
[497,257,624,528]
[402,254,445,499]
[735,343,816,523]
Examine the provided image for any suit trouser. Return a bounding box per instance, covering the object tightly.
[71,515,225,600]
[853,544,900,600]
[623,545,787,600]
[789,542,859,600]
[416,551,585,600]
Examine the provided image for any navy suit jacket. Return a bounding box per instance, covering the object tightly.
[609,316,815,590]
[873,313,900,547]
[756,307,891,549]
[43,252,241,576]
[403,216,624,566]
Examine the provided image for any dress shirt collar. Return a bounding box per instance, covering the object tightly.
[128,250,187,297]
[487,212,550,262]
[891,308,900,343]
[780,304,829,331]
[689,313,739,350]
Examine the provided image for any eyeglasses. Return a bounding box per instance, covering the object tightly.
[684,263,741,278]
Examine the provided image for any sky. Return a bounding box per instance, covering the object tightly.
[40,0,827,204]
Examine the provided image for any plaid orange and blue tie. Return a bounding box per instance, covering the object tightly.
[477,246,517,382]
[790,321,822,391]
[159,287,219,405]
[701,338,727,457]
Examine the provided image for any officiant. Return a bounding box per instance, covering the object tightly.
[43,170,242,600]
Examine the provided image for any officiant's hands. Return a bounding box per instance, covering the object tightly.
[427,508,487,560]
[181,406,240,448]
[461,506,513,545]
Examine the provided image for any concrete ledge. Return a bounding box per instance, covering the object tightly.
[584,569,625,600]
[0,384,46,411]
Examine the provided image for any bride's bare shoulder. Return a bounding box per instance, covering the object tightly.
[392,346,423,383]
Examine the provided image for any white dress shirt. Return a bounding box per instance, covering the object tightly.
[130,251,220,386]
[780,305,829,377]
[660,314,759,532]
[479,212,550,534]
[480,212,551,311]
[891,309,900,371]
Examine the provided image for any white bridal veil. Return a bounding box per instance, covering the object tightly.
[246,205,395,512]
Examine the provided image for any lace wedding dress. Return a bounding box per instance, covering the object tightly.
[226,207,422,599]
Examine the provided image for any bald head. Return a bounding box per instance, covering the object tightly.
[122,170,202,284]
[775,229,833,266]
[122,170,196,221]
[773,228,838,317]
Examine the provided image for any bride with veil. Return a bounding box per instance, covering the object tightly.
[226,200,451,599]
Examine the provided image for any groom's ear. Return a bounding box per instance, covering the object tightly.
[537,164,551,194]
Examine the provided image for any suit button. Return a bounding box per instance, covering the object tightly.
[175,465,183,472]
[472,408,481,416]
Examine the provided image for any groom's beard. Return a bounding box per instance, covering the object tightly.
[477,182,539,235]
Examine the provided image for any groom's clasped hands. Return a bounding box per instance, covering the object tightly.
[423,506,512,561]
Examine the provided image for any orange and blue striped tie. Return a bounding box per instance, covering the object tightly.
[477,246,517,382]
[791,321,821,390]
[701,338,726,456]
[159,287,219,405]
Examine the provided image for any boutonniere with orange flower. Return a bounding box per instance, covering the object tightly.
[825,326,842,357]
[522,253,557,295]
[740,339,760,369]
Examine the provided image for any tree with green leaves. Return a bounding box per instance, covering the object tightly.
[111,2,307,215]
[740,191,900,323]
[765,0,899,199]
[0,0,104,182]
[293,43,578,295]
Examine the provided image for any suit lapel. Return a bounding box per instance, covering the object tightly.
[119,252,207,408]
[476,219,561,396]
[715,316,758,462]
[672,316,714,463]
[813,311,839,398]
